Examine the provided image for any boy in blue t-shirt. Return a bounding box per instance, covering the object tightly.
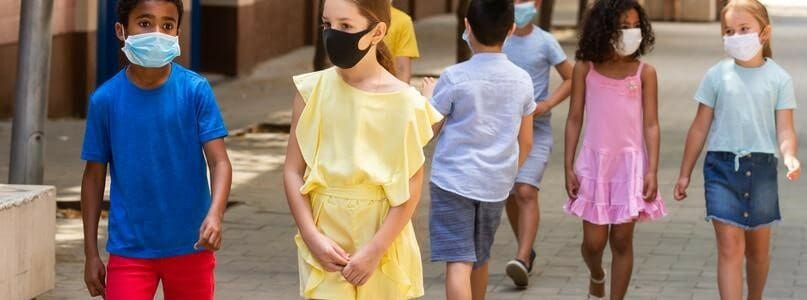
[501,0,573,288]
[80,1,231,299]
[423,0,535,298]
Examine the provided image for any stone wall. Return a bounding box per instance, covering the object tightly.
[0,185,56,299]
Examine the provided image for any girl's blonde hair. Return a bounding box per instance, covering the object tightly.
[351,0,396,74]
[721,0,773,58]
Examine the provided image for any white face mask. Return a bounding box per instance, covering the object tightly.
[723,32,762,62]
[614,28,642,57]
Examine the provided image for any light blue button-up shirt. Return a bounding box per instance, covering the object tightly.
[430,53,536,202]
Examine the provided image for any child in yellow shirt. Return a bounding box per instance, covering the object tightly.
[384,1,420,83]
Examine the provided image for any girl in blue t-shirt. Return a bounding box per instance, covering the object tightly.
[674,1,800,299]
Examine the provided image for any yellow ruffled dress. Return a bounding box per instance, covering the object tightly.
[292,68,442,300]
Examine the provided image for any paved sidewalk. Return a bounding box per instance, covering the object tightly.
[1,10,806,300]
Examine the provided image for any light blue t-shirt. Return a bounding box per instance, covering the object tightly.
[82,63,228,259]
[430,53,536,202]
[503,25,567,124]
[695,58,797,169]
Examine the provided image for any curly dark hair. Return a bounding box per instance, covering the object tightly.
[117,0,184,26]
[575,0,655,63]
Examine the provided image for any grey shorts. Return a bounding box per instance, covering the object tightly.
[514,121,553,189]
[429,182,505,268]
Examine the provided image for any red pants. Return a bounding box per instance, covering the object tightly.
[106,251,215,300]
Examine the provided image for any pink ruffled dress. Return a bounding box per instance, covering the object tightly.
[563,62,667,225]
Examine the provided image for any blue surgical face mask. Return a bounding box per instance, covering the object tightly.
[514,2,538,28]
[120,28,181,68]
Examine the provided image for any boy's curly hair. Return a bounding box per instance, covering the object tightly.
[117,0,184,26]
[575,0,654,63]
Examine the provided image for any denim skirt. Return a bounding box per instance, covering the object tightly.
[704,151,780,230]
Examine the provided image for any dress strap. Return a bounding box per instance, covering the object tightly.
[635,62,645,77]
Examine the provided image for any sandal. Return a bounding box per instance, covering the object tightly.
[587,268,607,300]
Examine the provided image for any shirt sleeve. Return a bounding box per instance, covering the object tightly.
[395,18,420,58]
[430,74,454,116]
[546,33,567,66]
[196,80,229,144]
[694,70,717,108]
[81,94,111,163]
[384,95,443,207]
[523,84,537,116]
[776,77,797,110]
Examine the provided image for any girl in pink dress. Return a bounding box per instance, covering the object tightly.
[563,1,666,299]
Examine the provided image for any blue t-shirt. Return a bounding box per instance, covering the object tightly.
[430,53,536,202]
[695,58,797,165]
[503,25,567,124]
[81,63,228,259]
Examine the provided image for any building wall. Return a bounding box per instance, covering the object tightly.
[0,0,97,119]
[200,0,308,76]
[0,0,449,118]
[0,0,195,119]
[201,0,455,76]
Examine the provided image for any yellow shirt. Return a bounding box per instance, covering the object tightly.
[383,7,420,59]
[293,68,442,206]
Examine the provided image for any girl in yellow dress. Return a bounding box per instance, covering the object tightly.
[283,0,442,299]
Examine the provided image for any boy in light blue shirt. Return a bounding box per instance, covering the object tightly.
[423,0,534,298]
[501,0,573,288]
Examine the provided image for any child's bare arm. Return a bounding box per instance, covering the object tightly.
[395,57,413,83]
[641,64,660,201]
[674,104,714,200]
[535,60,574,117]
[776,109,801,181]
[420,77,437,100]
[564,62,588,199]
[518,114,534,167]
[285,94,319,239]
[195,138,232,251]
[81,162,107,297]
[343,167,425,286]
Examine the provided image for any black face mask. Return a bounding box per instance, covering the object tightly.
[323,25,375,69]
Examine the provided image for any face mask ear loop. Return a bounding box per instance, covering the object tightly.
[760,26,771,47]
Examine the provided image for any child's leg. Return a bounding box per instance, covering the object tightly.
[505,194,519,236]
[105,255,160,300]
[446,262,474,300]
[745,227,772,300]
[608,222,636,300]
[714,221,746,300]
[506,183,540,263]
[470,262,490,300]
[159,251,216,300]
[581,221,609,298]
